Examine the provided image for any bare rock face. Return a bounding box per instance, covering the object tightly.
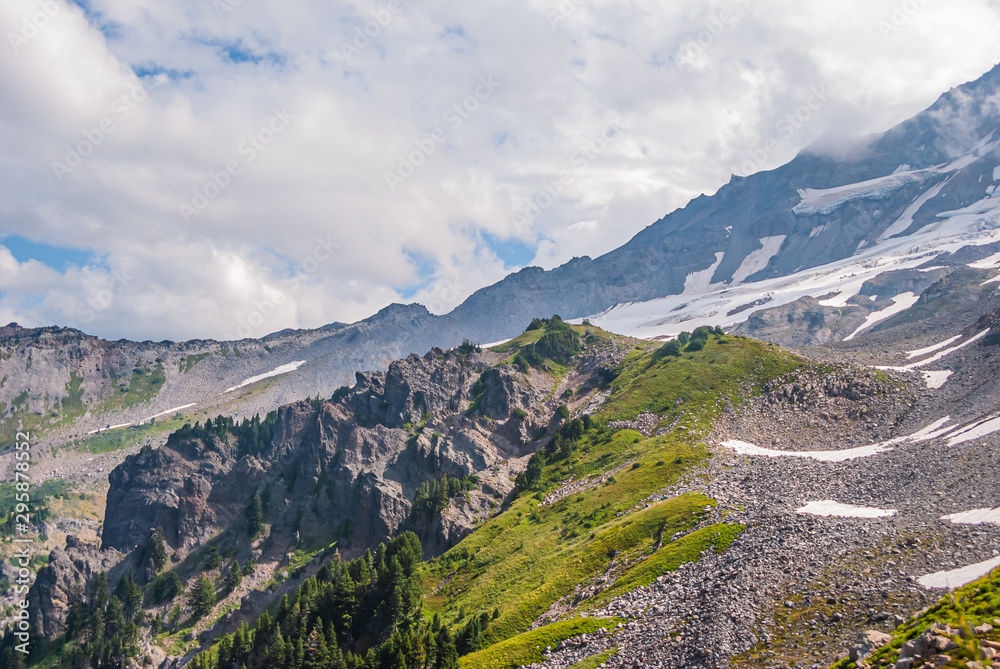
[102,436,244,553]
[100,347,556,562]
[28,536,122,640]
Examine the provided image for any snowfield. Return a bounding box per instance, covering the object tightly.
[721,439,893,462]
[918,556,1000,589]
[942,508,1000,526]
[720,417,958,462]
[225,361,307,393]
[580,149,1000,341]
[796,501,897,518]
[843,292,919,341]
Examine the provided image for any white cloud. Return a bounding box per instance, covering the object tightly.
[2,0,1000,340]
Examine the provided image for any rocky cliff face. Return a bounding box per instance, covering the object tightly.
[100,345,585,563]
[27,536,122,639]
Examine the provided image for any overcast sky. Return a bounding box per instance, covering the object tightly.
[2,0,1000,341]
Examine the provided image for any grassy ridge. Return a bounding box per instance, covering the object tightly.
[424,332,802,661]
[599,334,802,426]
[422,429,711,640]
[459,618,621,669]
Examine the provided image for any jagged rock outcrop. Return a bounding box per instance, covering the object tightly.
[100,347,566,563]
[28,536,122,640]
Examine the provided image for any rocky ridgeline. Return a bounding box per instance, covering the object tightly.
[28,337,625,644]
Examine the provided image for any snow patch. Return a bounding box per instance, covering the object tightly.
[583,190,1000,340]
[721,418,957,462]
[720,440,893,462]
[796,501,897,518]
[945,413,1000,447]
[942,508,1000,526]
[793,169,932,217]
[225,361,307,393]
[918,556,1000,589]
[731,236,786,284]
[907,335,962,359]
[993,165,1000,181]
[483,339,512,349]
[879,178,951,241]
[921,370,953,389]
[843,292,919,341]
[968,251,1000,269]
[878,330,991,373]
[144,403,197,422]
[682,252,725,295]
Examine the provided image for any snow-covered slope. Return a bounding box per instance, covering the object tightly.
[579,137,1000,341]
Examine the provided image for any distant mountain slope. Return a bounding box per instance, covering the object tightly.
[5,64,1000,449]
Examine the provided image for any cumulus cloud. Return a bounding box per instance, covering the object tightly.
[2,0,1000,341]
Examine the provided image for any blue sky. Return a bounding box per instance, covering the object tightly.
[2,0,1000,341]
[1,236,94,270]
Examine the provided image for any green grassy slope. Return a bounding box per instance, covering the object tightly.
[422,330,806,665]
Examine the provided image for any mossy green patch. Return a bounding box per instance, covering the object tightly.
[459,617,621,669]
[566,649,618,669]
[590,522,745,607]
[599,335,803,428]
[180,353,210,374]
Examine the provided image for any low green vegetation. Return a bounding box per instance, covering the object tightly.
[598,331,803,427]
[459,618,620,669]
[830,566,1000,669]
[423,426,712,646]
[566,650,618,669]
[0,479,69,536]
[590,522,745,606]
[179,353,210,374]
[72,418,184,454]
